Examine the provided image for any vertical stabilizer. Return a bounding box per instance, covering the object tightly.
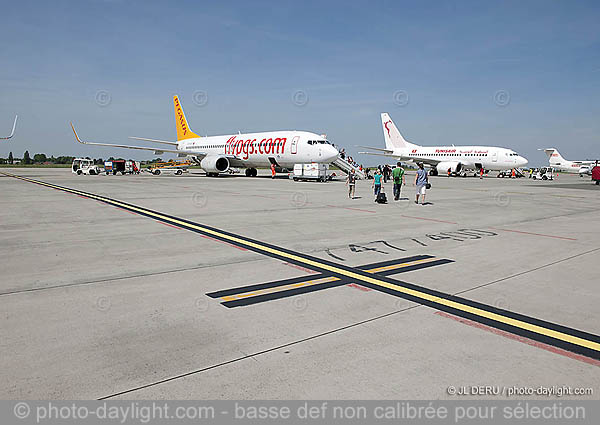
[380,113,419,151]
[173,96,199,141]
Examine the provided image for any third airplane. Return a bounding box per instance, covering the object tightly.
[360,113,528,175]
[540,148,598,175]
[71,96,339,176]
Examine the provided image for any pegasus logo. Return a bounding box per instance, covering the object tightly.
[384,120,392,138]
[174,98,187,135]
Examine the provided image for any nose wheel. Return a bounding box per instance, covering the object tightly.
[245,168,258,177]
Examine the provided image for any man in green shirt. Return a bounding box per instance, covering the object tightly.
[392,162,405,201]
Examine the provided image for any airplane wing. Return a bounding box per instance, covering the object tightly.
[128,136,179,146]
[358,151,398,157]
[356,145,393,153]
[1,115,18,140]
[358,150,442,167]
[70,123,201,156]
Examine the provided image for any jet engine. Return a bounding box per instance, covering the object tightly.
[200,155,230,175]
[436,161,462,175]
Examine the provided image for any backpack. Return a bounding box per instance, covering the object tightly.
[376,192,387,204]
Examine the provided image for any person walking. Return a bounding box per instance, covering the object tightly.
[480,168,484,179]
[372,169,383,201]
[414,163,428,205]
[392,162,405,201]
[346,169,357,198]
[270,163,276,179]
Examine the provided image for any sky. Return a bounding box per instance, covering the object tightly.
[1,0,599,166]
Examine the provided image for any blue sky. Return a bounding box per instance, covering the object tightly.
[1,0,599,166]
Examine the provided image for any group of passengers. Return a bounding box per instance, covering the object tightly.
[346,162,430,205]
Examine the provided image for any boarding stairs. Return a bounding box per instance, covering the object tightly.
[332,156,366,179]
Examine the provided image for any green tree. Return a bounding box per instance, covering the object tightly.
[33,153,47,163]
[8,151,13,164]
[23,151,31,165]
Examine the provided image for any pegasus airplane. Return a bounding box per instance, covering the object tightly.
[1,116,18,140]
[71,96,339,176]
[360,113,528,175]
[540,148,598,176]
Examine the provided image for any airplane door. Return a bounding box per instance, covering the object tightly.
[291,136,299,154]
[492,151,498,162]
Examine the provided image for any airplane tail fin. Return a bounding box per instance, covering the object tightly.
[540,148,565,164]
[380,113,419,151]
[173,95,200,141]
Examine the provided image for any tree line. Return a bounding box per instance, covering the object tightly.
[0,152,168,165]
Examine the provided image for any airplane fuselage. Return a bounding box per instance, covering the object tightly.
[393,146,528,171]
[549,159,596,174]
[179,130,338,167]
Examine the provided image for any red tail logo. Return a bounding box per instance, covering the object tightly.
[384,120,392,138]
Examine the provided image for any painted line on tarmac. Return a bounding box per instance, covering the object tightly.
[326,204,376,213]
[209,256,452,307]
[3,171,599,360]
[489,227,577,241]
[400,215,458,224]
[435,311,600,367]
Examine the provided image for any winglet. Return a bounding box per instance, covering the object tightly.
[71,122,86,144]
[1,115,18,140]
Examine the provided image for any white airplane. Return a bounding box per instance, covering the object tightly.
[1,116,18,140]
[71,96,339,176]
[539,148,598,176]
[359,113,528,175]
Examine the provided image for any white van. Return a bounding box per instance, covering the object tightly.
[532,166,554,180]
[72,158,101,175]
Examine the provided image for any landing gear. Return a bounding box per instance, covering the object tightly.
[245,168,258,177]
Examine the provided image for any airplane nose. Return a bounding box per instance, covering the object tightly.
[326,145,340,161]
[518,156,528,167]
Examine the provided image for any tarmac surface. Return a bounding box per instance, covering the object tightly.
[1,168,599,400]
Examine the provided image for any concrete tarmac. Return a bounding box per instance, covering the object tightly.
[1,168,599,399]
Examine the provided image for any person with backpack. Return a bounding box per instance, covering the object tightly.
[346,169,357,198]
[392,162,405,201]
[414,163,429,205]
[372,169,383,201]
